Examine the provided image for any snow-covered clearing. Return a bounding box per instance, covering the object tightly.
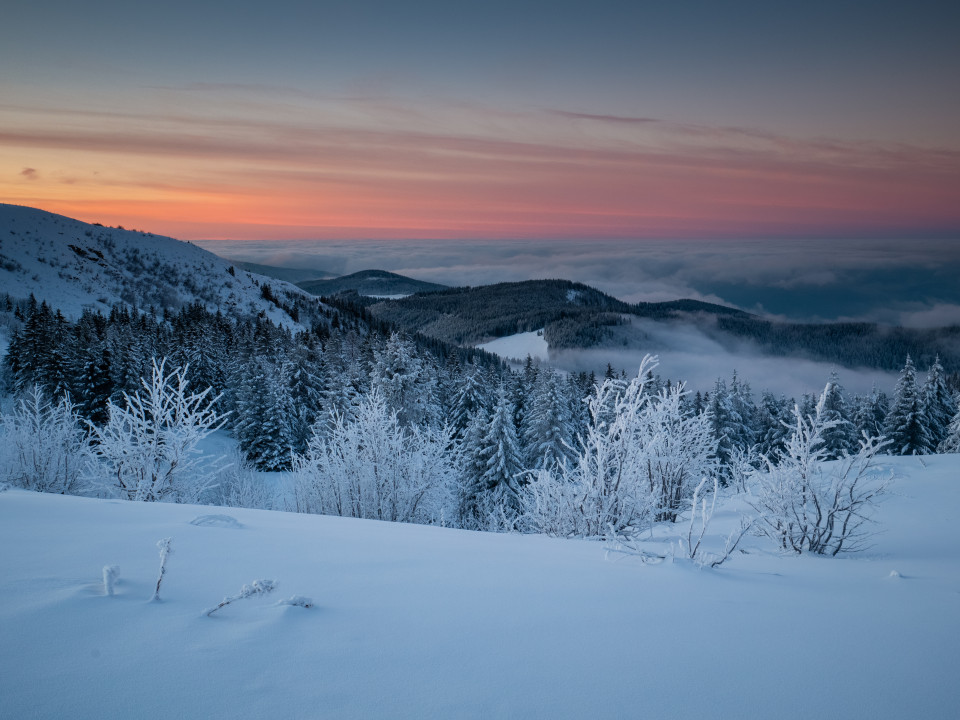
[1,455,959,719]
[478,329,549,362]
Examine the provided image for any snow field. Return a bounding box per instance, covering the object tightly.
[478,329,550,362]
[1,455,959,719]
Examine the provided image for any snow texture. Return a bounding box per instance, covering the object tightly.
[1,455,959,718]
[189,514,244,529]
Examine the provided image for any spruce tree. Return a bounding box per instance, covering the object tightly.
[853,385,888,441]
[922,356,956,452]
[478,387,524,519]
[522,371,575,471]
[820,372,857,459]
[883,356,932,455]
[940,408,960,453]
[755,391,790,460]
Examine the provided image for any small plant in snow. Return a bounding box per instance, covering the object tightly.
[205,579,278,616]
[102,565,120,596]
[275,595,314,609]
[151,538,172,602]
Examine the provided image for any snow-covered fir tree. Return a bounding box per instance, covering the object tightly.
[449,361,491,439]
[820,371,857,459]
[521,370,575,471]
[477,385,524,524]
[922,356,956,452]
[754,391,791,460]
[940,407,960,453]
[852,385,889,441]
[883,355,932,455]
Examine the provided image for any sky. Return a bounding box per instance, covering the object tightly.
[2,1,960,241]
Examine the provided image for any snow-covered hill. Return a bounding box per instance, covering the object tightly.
[1,454,958,719]
[0,204,309,326]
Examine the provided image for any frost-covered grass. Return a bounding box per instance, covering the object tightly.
[478,329,550,362]
[1,455,959,719]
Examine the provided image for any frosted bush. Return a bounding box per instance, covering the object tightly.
[87,359,227,502]
[0,386,89,494]
[293,392,455,525]
[749,387,892,556]
[522,356,718,539]
[215,449,275,510]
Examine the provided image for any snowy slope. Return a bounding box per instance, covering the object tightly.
[1,455,959,719]
[0,204,310,326]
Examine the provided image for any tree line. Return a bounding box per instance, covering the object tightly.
[2,293,959,544]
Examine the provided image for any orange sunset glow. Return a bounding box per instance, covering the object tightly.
[4,99,959,241]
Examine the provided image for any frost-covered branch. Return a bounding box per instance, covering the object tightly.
[205,579,278,616]
[151,537,173,602]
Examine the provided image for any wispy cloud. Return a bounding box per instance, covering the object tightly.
[2,92,959,240]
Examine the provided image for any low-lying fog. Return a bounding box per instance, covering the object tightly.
[200,237,960,327]
[549,319,899,398]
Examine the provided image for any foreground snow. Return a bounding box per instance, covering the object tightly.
[1,456,959,719]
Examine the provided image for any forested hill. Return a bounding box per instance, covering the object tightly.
[361,278,959,374]
[713,316,960,374]
[298,269,448,297]
[365,279,748,347]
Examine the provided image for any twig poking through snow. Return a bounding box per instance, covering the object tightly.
[151,538,172,602]
[102,565,120,596]
[204,579,277,616]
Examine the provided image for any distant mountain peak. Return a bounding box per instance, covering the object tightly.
[298,269,448,298]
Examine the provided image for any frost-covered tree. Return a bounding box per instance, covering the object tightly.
[449,362,490,438]
[852,385,888,441]
[76,343,114,426]
[456,406,493,527]
[371,332,438,428]
[749,387,891,555]
[0,385,89,494]
[883,356,932,455]
[522,370,575,471]
[292,391,454,525]
[88,359,227,502]
[728,371,757,451]
[476,386,524,523]
[940,408,960,454]
[820,372,856,459]
[234,356,297,471]
[922,356,956,452]
[709,377,744,481]
[754,391,791,460]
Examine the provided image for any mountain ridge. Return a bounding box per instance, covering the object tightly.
[0,204,312,328]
